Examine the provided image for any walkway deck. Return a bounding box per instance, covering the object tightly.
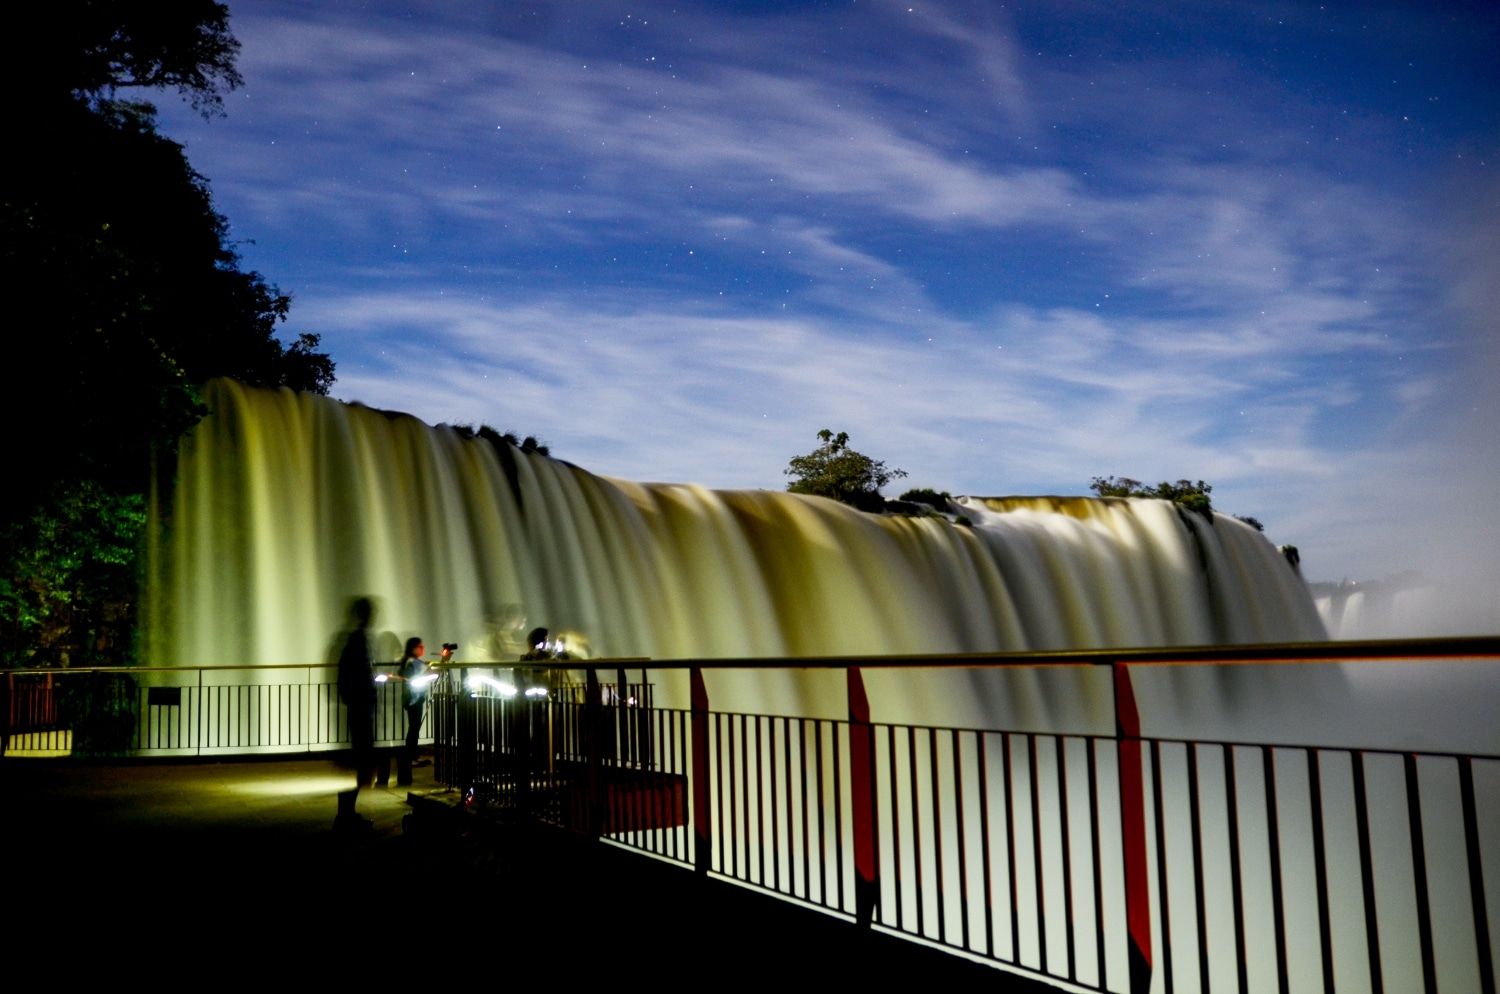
[2,755,1060,989]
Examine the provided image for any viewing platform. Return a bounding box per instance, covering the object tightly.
[0,754,1051,987]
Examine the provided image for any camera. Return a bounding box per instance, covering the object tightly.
[442,642,458,653]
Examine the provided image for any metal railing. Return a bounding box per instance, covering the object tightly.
[2,664,435,756]
[431,637,1500,994]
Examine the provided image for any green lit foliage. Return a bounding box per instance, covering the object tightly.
[785,429,907,513]
[1089,476,1214,517]
[0,482,145,668]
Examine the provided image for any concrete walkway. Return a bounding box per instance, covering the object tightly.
[2,755,1062,990]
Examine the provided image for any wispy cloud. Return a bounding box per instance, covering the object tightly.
[151,0,1497,585]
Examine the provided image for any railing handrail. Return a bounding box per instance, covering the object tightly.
[3,635,1495,676]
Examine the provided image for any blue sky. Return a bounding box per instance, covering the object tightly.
[154,0,1499,585]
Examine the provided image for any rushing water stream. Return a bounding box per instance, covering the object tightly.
[142,380,1324,669]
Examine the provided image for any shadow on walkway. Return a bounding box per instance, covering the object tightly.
[2,757,1060,989]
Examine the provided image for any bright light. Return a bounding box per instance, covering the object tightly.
[374,674,389,683]
[224,775,354,797]
[524,686,547,698]
[467,674,517,697]
[410,674,438,688]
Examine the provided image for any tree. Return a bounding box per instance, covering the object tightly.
[785,429,907,513]
[898,488,952,510]
[2,2,333,666]
[1089,476,1213,516]
[11,1,243,115]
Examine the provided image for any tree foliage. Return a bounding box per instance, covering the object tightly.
[0,483,144,668]
[1089,476,1214,516]
[451,423,552,457]
[785,429,907,513]
[898,488,952,510]
[2,2,333,666]
[13,1,243,114]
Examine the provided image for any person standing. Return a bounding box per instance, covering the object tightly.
[335,597,377,833]
[395,636,429,786]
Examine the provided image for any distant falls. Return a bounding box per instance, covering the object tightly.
[142,380,1324,668]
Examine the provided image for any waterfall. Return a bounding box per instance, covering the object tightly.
[142,380,1324,670]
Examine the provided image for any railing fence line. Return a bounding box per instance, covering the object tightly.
[4,639,1498,994]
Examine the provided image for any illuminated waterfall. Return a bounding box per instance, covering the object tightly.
[142,380,1324,670]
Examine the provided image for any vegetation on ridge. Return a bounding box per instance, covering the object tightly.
[785,429,907,513]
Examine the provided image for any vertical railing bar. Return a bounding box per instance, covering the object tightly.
[912,725,927,938]
[890,724,905,931]
[647,706,659,854]
[1153,739,1176,994]
[756,715,767,886]
[741,713,752,882]
[1404,753,1438,994]
[1088,736,1107,993]
[1263,746,1289,994]
[1032,733,1049,976]
[954,728,971,952]
[1225,745,1249,994]
[768,716,778,887]
[731,713,743,879]
[783,715,794,894]
[1307,750,1335,994]
[659,706,667,855]
[1060,735,1077,982]
[816,719,828,908]
[978,731,996,961]
[1188,742,1210,994]
[667,708,677,859]
[1459,755,1497,994]
[804,722,816,899]
[833,718,846,914]
[1004,731,1021,965]
[682,708,692,861]
[720,710,732,875]
[931,727,948,944]
[676,707,685,858]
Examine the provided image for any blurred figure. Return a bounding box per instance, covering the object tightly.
[520,626,568,661]
[335,597,377,833]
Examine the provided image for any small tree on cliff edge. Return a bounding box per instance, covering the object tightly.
[785,429,907,513]
[1089,476,1214,516]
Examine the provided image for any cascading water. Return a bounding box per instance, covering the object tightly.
[142,380,1324,672]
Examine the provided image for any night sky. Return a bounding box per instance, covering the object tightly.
[153,1,1499,586]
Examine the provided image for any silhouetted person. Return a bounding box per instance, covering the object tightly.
[520,626,568,661]
[335,597,377,833]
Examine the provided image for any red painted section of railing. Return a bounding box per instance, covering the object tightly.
[1115,663,1153,994]
[848,666,878,926]
[690,666,711,875]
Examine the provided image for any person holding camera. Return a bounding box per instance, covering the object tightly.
[392,637,451,785]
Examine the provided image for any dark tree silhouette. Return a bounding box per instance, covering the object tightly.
[2,2,333,666]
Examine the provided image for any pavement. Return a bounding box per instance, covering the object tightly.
[1,753,1062,990]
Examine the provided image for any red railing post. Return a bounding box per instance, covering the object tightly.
[691,666,710,876]
[848,666,879,927]
[1114,661,1154,994]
